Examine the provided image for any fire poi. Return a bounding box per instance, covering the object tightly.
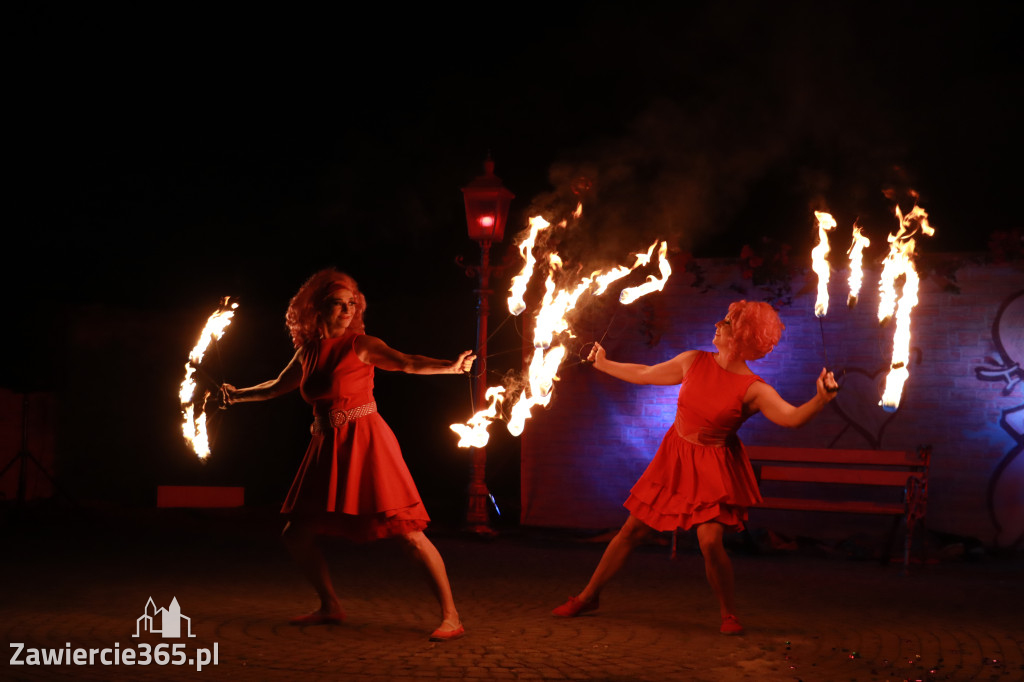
[846,223,871,308]
[877,198,934,411]
[179,297,238,459]
[451,206,671,448]
[806,194,933,413]
[809,211,841,389]
[811,211,837,318]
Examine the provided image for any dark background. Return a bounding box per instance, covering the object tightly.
[5,2,1021,524]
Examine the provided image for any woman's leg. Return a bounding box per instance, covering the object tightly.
[695,522,736,618]
[281,520,343,618]
[399,531,461,631]
[576,514,654,603]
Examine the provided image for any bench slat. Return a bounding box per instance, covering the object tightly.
[759,465,921,487]
[747,446,922,467]
[756,497,905,515]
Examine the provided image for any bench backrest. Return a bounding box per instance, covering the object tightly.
[746,446,930,488]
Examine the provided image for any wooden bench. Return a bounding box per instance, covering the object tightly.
[745,445,931,572]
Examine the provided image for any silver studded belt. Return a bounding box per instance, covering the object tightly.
[310,401,377,434]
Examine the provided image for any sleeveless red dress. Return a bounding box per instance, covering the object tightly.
[624,351,764,531]
[281,333,430,541]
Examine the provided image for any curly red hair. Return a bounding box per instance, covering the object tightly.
[727,300,784,361]
[285,269,367,349]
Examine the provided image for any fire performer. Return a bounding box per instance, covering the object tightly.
[552,300,838,635]
[220,269,474,642]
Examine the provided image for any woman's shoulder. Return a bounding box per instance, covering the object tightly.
[676,349,704,376]
[350,332,378,350]
[683,349,710,365]
[350,333,382,365]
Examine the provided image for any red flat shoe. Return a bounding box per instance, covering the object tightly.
[552,595,599,617]
[720,614,744,635]
[288,611,345,626]
[429,624,465,642]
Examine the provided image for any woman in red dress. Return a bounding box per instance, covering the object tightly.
[222,269,473,641]
[552,300,838,635]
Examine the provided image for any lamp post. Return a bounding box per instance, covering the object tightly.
[458,155,514,536]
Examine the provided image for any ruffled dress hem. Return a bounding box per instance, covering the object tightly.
[624,487,749,532]
[285,333,431,543]
[620,351,765,534]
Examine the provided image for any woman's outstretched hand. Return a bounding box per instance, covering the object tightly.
[218,383,237,408]
[450,350,476,374]
[586,342,607,367]
[816,368,839,401]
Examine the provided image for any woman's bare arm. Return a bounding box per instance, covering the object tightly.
[356,335,475,375]
[222,350,303,404]
[744,368,837,428]
[588,342,697,386]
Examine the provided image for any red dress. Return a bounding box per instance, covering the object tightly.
[624,350,764,532]
[281,333,430,541]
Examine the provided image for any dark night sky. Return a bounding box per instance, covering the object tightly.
[6,2,1022,511]
[12,2,1021,297]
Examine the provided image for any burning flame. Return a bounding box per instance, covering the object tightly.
[591,245,656,296]
[620,240,672,304]
[451,214,672,448]
[508,343,567,437]
[877,203,934,412]
[508,216,553,316]
[180,298,238,459]
[811,211,836,318]
[450,387,506,448]
[847,223,871,308]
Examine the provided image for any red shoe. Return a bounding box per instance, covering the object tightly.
[429,624,466,642]
[720,614,744,635]
[552,595,599,617]
[288,610,345,626]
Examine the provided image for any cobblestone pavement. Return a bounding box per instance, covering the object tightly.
[1,507,1021,681]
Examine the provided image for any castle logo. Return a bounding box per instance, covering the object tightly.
[132,597,196,639]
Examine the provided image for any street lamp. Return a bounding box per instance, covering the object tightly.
[459,155,514,535]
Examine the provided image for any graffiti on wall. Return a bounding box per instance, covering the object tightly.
[974,290,1024,548]
[828,351,921,450]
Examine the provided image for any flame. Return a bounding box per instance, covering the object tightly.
[180,299,238,459]
[877,204,932,326]
[507,344,567,436]
[877,203,934,412]
[451,215,672,448]
[811,211,836,318]
[508,216,554,316]
[619,241,671,304]
[592,264,632,295]
[505,240,670,434]
[450,386,506,448]
[847,224,871,308]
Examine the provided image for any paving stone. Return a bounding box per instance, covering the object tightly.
[1,507,1021,681]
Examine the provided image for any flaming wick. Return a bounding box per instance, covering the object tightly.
[811,211,836,318]
[811,212,840,392]
[877,201,934,412]
[847,223,870,309]
[508,216,554,317]
[180,298,238,460]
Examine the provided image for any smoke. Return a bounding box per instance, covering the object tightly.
[516,1,916,266]
[526,97,789,265]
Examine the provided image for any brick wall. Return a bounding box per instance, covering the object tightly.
[520,254,1024,547]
